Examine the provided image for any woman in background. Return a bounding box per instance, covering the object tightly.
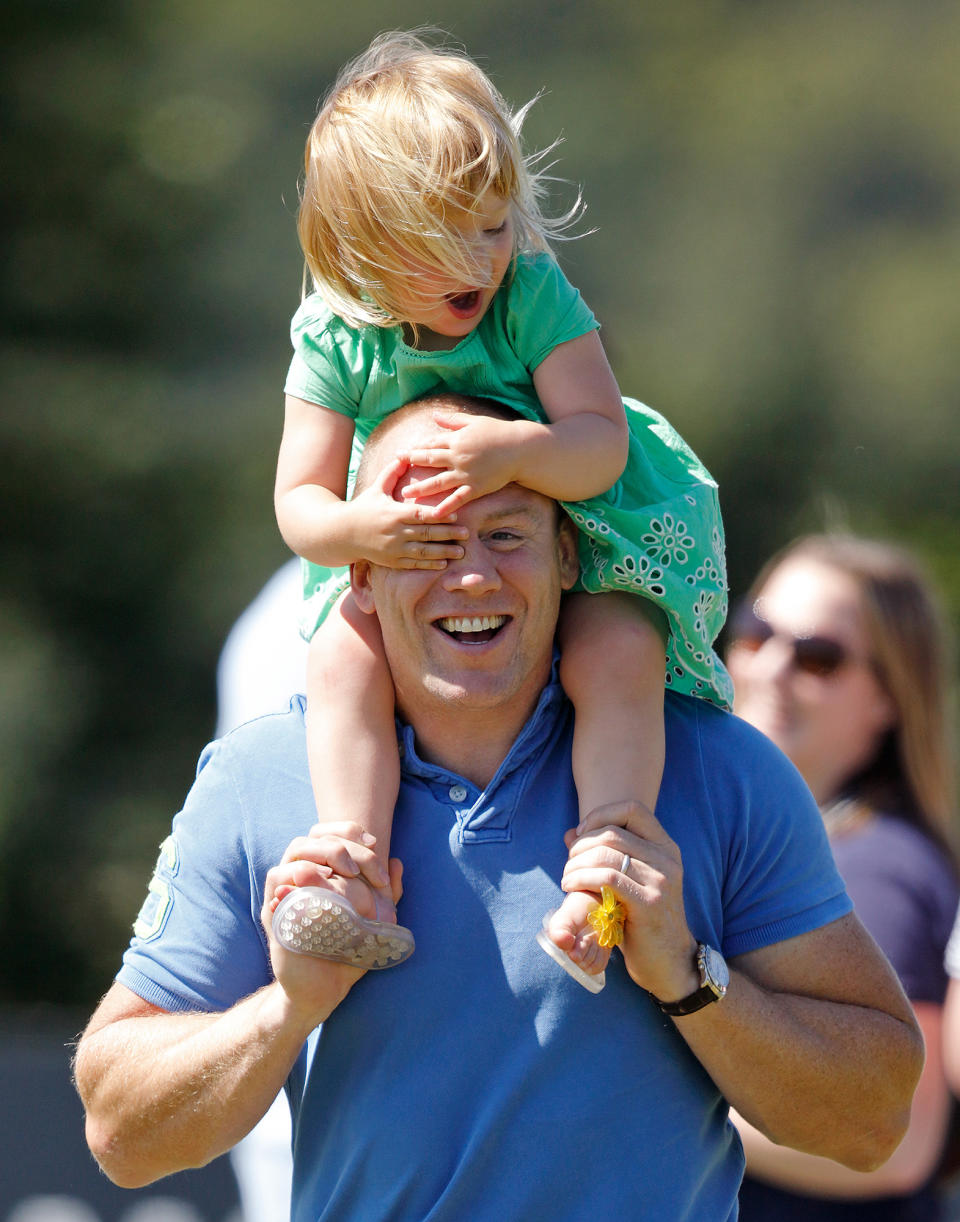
[727,533,957,1222]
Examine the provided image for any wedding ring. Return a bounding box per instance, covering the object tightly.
[620,852,631,875]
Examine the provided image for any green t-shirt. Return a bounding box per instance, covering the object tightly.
[284,252,732,706]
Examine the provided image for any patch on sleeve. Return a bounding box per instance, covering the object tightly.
[133,834,179,942]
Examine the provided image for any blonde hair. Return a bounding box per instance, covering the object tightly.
[751,534,956,844]
[297,29,582,328]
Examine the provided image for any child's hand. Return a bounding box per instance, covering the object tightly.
[349,454,469,569]
[399,412,523,515]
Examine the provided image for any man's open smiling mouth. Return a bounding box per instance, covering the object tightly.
[435,614,509,643]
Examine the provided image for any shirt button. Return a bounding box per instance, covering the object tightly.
[449,784,468,803]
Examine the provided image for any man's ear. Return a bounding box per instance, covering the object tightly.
[557,517,580,592]
[350,560,377,615]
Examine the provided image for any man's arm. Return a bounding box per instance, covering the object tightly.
[680,914,922,1169]
[74,825,395,1188]
[731,1001,950,1197]
[561,802,924,1170]
[74,979,317,1188]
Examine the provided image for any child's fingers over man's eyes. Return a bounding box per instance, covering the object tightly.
[400,541,465,568]
[429,487,477,516]
[377,538,464,570]
[399,521,467,541]
[400,470,463,499]
[398,459,454,486]
[403,558,450,570]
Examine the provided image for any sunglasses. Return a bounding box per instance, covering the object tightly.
[728,601,858,679]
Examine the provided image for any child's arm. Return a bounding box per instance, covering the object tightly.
[275,395,467,569]
[526,329,629,495]
[400,331,628,513]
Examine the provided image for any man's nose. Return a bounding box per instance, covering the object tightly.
[440,542,502,594]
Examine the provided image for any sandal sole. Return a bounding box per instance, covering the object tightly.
[536,912,606,993]
[273,887,414,969]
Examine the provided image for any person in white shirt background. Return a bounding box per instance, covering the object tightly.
[216,557,304,1222]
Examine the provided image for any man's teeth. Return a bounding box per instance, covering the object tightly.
[439,615,506,633]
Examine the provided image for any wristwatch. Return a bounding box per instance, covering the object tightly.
[655,943,729,1016]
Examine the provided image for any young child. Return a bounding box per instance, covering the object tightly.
[271,30,732,990]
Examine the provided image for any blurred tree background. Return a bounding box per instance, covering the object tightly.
[3,0,958,1008]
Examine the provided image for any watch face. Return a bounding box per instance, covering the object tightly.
[701,944,729,996]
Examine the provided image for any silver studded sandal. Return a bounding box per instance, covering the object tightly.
[272,886,415,969]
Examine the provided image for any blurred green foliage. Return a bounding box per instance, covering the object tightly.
[3,0,958,1005]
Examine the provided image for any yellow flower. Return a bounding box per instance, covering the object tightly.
[587,886,625,948]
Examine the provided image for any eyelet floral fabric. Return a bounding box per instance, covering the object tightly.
[561,405,732,709]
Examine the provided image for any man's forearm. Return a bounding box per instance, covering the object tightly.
[672,947,923,1169]
[730,1004,947,1196]
[74,982,311,1188]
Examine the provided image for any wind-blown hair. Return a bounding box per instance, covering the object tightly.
[297,29,583,329]
[749,534,956,847]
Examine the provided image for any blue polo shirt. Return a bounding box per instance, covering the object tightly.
[119,678,850,1221]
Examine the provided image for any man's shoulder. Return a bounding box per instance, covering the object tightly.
[664,691,781,754]
[202,696,307,781]
[184,699,311,869]
[663,692,810,798]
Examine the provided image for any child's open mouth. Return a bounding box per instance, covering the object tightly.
[446,290,481,318]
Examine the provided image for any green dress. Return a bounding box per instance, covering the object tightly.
[284,253,732,708]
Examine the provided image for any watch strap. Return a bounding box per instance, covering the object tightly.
[654,942,727,1016]
[656,983,720,1017]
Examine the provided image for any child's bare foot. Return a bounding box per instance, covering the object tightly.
[546,890,611,975]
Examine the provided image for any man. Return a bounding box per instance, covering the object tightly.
[75,396,922,1221]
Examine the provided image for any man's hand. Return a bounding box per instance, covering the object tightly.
[559,800,699,1003]
[262,822,405,1025]
[348,454,468,569]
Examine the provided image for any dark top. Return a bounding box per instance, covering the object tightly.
[740,812,959,1222]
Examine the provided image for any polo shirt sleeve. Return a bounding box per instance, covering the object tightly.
[697,707,853,960]
[117,735,272,1013]
[504,253,599,372]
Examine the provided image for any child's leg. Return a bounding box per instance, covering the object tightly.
[548,591,667,972]
[304,590,399,920]
[279,589,414,968]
